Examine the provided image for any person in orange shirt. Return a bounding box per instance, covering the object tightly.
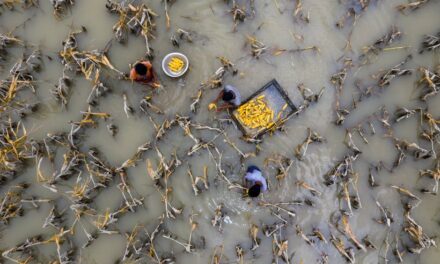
[129,60,158,87]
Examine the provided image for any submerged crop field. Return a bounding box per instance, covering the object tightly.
[0,0,439,263]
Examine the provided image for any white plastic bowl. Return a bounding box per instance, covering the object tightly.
[162,52,189,78]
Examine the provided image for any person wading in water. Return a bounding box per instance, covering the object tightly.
[210,85,242,112]
[129,60,159,87]
[244,165,267,198]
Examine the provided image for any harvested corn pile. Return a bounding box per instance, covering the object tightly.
[236,95,274,129]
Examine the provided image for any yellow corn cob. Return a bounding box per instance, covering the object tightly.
[168,57,184,72]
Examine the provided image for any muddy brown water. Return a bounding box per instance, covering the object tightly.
[0,0,440,263]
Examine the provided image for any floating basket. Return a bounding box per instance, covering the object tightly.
[231,79,297,138]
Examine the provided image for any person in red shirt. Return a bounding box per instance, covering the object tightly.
[129,61,159,87]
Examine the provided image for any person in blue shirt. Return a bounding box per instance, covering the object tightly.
[210,85,242,112]
[244,165,267,197]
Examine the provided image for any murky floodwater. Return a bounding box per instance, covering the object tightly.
[0,0,439,263]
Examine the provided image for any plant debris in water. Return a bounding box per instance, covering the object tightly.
[106,0,157,57]
[0,0,439,263]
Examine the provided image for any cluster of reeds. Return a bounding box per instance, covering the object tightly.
[106,0,157,57]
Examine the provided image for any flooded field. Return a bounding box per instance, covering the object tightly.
[0,0,439,263]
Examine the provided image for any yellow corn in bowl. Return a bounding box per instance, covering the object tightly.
[162,52,189,78]
[168,57,185,73]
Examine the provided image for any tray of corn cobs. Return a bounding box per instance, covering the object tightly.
[231,79,297,138]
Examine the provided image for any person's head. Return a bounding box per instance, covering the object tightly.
[134,63,148,75]
[248,182,262,198]
[247,165,260,173]
[222,90,235,101]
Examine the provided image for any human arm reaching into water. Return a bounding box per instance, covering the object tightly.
[215,102,235,112]
[210,89,237,112]
[211,90,224,104]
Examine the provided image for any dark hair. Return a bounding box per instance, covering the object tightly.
[248,184,261,197]
[134,63,148,75]
[247,165,260,173]
[222,90,235,101]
